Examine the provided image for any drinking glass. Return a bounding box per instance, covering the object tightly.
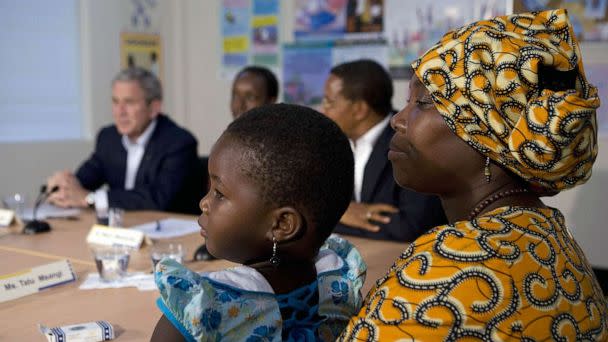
[3,193,26,218]
[107,207,124,227]
[96,207,124,227]
[150,242,184,271]
[92,245,131,282]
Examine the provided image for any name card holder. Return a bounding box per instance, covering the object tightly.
[0,259,76,303]
[86,224,145,249]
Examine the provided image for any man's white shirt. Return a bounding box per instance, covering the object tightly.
[93,119,157,211]
[350,115,391,202]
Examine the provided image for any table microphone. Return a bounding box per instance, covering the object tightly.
[23,185,59,235]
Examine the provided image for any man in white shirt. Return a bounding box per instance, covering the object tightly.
[46,67,200,214]
[321,59,447,241]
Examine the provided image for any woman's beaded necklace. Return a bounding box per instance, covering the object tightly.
[468,188,529,220]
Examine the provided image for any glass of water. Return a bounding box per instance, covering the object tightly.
[92,245,131,282]
[96,207,124,227]
[150,242,184,271]
[107,207,124,228]
[3,193,26,218]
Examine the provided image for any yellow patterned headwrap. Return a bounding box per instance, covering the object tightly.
[412,9,599,195]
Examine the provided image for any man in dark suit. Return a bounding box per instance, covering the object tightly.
[47,67,200,214]
[321,60,447,241]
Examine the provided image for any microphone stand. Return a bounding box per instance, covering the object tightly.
[23,185,59,234]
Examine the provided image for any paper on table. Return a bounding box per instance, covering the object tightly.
[21,203,81,221]
[130,218,200,239]
[79,272,156,291]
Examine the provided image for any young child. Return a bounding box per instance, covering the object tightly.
[151,104,365,341]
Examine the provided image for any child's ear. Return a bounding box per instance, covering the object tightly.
[268,207,304,242]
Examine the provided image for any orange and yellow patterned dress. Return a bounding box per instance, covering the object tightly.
[339,206,607,341]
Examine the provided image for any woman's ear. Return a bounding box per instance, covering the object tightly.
[268,207,304,242]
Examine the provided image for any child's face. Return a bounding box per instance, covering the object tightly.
[198,135,273,264]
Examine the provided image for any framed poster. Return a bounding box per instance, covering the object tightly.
[282,43,333,107]
[120,32,162,81]
[385,0,509,78]
[514,0,608,41]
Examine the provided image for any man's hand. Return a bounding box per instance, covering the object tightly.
[339,201,399,232]
[46,171,88,208]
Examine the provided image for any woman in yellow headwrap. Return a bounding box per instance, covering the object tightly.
[339,9,607,341]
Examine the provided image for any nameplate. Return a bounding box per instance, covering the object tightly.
[86,224,144,249]
[0,259,76,303]
[0,209,15,227]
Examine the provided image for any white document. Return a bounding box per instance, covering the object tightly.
[130,218,200,239]
[21,203,80,220]
[79,272,155,291]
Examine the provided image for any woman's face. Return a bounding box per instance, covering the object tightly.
[388,77,483,195]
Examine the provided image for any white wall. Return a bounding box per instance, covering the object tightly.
[0,0,179,201]
[1,0,606,267]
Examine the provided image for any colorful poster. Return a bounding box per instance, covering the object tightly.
[384,0,509,79]
[294,0,348,41]
[346,0,384,34]
[513,0,608,41]
[332,39,388,69]
[120,32,162,81]
[585,64,608,136]
[222,0,251,77]
[252,0,280,67]
[282,43,333,107]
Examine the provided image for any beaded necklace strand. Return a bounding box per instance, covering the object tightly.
[468,188,529,220]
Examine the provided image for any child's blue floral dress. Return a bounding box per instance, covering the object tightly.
[155,234,366,341]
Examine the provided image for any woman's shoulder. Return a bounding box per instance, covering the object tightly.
[368,205,573,299]
[415,206,565,246]
[348,206,608,341]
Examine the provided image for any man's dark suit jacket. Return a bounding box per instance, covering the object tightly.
[76,114,201,214]
[334,123,448,242]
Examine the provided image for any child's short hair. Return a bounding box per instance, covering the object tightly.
[224,103,354,243]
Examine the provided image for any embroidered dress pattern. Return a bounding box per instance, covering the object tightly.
[156,234,366,341]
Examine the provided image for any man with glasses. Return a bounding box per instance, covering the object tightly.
[320,59,446,241]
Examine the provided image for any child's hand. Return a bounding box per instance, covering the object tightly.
[339,202,398,232]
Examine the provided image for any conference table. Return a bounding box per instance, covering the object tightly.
[0,210,407,341]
